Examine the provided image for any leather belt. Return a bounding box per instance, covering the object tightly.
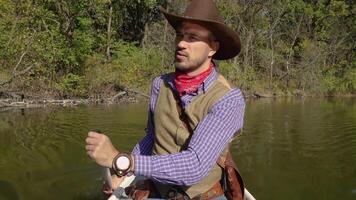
[166,182,224,200]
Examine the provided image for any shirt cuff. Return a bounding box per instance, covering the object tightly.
[134,155,153,177]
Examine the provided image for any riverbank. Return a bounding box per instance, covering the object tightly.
[0,85,155,109]
[0,91,145,109]
[0,97,141,109]
[1,89,354,110]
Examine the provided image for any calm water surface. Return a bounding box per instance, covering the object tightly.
[0,98,355,200]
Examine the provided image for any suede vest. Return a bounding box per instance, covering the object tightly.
[152,74,233,198]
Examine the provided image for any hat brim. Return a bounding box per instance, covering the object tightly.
[160,7,241,60]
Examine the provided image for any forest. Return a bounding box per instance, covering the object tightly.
[0,0,355,101]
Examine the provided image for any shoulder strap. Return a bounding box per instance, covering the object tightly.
[166,80,195,134]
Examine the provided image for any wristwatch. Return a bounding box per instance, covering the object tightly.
[112,153,132,177]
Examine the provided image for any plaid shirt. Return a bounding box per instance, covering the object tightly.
[132,68,245,185]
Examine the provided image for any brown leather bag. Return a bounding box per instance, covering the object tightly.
[217,151,245,200]
[125,179,159,200]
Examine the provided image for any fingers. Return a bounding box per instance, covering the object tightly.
[88,131,101,138]
[85,144,95,151]
[86,149,93,158]
[85,137,98,145]
[103,189,113,196]
[85,136,97,159]
[85,130,117,167]
[102,182,114,197]
[90,129,102,133]
[85,131,107,145]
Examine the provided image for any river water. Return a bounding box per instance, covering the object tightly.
[0,98,355,200]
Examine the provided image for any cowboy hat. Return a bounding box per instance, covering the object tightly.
[160,0,241,60]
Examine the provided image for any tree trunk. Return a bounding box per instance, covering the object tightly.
[142,23,149,48]
[269,25,274,89]
[161,4,170,68]
[243,31,252,73]
[106,0,113,61]
[286,16,303,87]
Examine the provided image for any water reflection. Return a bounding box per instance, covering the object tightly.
[235,97,356,200]
[0,98,355,200]
[0,105,147,200]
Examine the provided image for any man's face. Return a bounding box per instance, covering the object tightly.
[174,21,219,73]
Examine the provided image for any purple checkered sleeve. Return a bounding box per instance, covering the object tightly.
[132,74,245,185]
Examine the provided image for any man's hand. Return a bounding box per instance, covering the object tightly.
[102,175,126,197]
[85,131,119,167]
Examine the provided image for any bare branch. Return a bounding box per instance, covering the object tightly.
[1,29,37,87]
[13,50,28,72]
[14,65,34,77]
[0,65,35,87]
[13,31,35,72]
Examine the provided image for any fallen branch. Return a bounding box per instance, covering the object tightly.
[253,91,274,98]
[125,88,150,99]
[109,91,127,102]
[0,99,89,108]
[0,101,11,108]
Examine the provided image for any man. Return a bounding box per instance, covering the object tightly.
[85,0,245,199]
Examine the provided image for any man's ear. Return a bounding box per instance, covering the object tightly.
[208,41,220,57]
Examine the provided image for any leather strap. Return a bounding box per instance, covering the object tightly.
[192,181,224,200]
[165,181,224,200]
[171,87,194,134]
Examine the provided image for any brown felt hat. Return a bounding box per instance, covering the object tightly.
[160,0,241,60]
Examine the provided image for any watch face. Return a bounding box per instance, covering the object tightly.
[115,156,130,170]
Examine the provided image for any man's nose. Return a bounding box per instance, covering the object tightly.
[176,39,188,49]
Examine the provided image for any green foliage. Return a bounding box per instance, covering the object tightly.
[56,73,88,97]
[323,61,356,94]
[218,61,264,92]
[85,41,166,94]
[0,0,354,98]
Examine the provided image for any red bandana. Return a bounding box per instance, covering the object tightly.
[174,62,214,96]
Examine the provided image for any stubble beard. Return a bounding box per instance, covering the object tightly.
[174,55,207,73]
